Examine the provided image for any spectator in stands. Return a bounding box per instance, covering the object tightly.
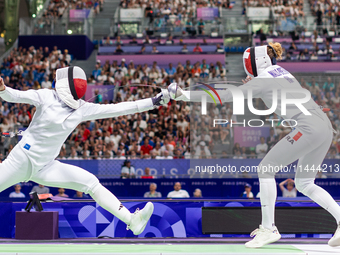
[103,75,114,85]
[288,42,297,53]
[9,183,25,198]
[144,183,162,198]
[18,111,30,127]
[198,19,205,34]
[165,35,175,44]
[323,77,335,93]
[191,62,201,76]
[114,69,124,82]
[94,89,103,103]
[152,46,159,53]
[155,38,164,45]
[114,36,123,45]
[143,36,152,44]
[166,63,176,76]
[181,44,189,53]
[215,44,224,53]
[298,50,307,60]
[279,179,297,198]
[193,188,202,198]
[31,184,50,194]
[41,76,52,89]
[310,52,318,60]
[185,19,194,35]
[325,45,334,55]
[141,137,153,156]
[195,141,211,158]
[68,147,79,160]
[73,191,90,199]
[145,4,154,24]
[92,63,102,80]
[232,142,241,155]
[103,36,112,45]
[129,37,138,44]
[193,43,203,53]
[61,49,72,64]
[242,183,254,198]
[241,147,248,159]
[139,46,146,53]
[256,137,268,159]
[121,160,136,179]
[258,28,267,43]
[315,45,324,55]
[309,81,320,96]
[316,6,323,26]
[55,188,69,198]
[157,150,173,159]
[267,128,278,151]
[167,182,189,198]
[115,45,124,53]
[141,167,154,179]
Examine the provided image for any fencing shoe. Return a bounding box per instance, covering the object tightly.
[329,222,340,247]
[245,225,281,248]
[126,202,154,235]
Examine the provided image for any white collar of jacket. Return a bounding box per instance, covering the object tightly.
[55,66,87,109]
[243,46,272,78]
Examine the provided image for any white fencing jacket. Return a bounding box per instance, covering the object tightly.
[0,86,154,171]
[179,65,331,128]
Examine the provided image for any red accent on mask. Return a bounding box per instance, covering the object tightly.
[244,48,253,76]
[73,79,87,99]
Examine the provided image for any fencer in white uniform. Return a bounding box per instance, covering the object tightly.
[0,66,171,236]
[169,43,340,247]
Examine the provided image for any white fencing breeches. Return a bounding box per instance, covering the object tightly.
[258,114,340,229]
[0,145,132,224]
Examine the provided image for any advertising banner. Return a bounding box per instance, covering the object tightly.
[197,8,219,20]
[69,9,91,22]
[120,8,143,22]
[234,126,271,147]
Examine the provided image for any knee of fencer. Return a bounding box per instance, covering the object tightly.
[294,178,313,194]
[257,160,279,178]
[257,163,277,179]
[259,177,275,183]
[86,178,101,195]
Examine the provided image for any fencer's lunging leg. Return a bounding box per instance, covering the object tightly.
[259,178,276,229]
[88,183,131,224]
[257,127,319,229]
[296,178,340,223]
[0,146,32,193]
[30,160,132,224]
[295,132,340,223]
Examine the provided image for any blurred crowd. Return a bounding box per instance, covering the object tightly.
[90,58,226,86]
[33,0,103,34]
[42,0,103,17]
[120,0,228,9]
[1,43,340,160]
[120,0,224,35]
[282,40,338,60]
[245,0,304,17]
[309,0,340,26]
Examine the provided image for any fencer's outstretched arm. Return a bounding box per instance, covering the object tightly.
[0,85,43,106]
[80,90,170,121]
[81,98,155,121]
[169,80,262,103]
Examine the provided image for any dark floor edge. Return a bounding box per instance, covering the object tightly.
[0,238,329,244]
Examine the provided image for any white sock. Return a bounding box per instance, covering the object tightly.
[89,184,131,224]
[259,178,277,229]
[301,184,340,224]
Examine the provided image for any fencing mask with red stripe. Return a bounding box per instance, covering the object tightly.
[55,66,87,109]
[243,46,272,78]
